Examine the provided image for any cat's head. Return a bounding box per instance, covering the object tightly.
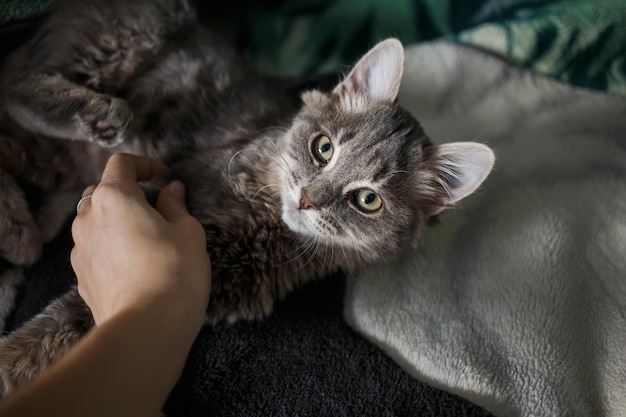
[278,38,494,260]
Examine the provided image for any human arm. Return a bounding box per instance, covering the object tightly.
[0,153,211,417]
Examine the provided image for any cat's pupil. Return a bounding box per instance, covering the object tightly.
[354,189,383,212]
[312,135,334,164]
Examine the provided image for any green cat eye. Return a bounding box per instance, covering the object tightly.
[354,189,383,212]
[312,135,334,164]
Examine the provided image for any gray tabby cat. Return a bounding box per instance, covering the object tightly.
[0,0,494,394]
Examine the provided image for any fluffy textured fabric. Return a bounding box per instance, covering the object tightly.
[345,41,626,417]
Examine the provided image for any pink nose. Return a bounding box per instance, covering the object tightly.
[299,192,317,210]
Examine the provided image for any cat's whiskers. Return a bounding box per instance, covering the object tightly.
[253,165,279,178]
[388,169,410,176]
[325,240,335,275]
[227,149,249,181]
[255,125,289,137]
[252,183,281,201]
[317,240,330,275]
[266,139,296,172]
[265,191,282,206]
[254,141,294,178]
[336,238,355,280]
[226,138,290,183]
[287,235,317,258]
[376,246,388,264]
[282,236,323,274]
[283,232,344,277]
[250,136,296,176]
[307,239,321,268]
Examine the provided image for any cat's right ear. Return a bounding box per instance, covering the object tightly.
[333,38,404,109]
[428,142,495,214]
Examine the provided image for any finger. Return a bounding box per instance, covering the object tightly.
[69,247,81,276]
[76,193,94,215]
[76,184,97,214]
[82,184,97,197]
[155,181,190,222]
[100,153,169,185]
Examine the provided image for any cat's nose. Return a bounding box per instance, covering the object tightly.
[299,191,317,210]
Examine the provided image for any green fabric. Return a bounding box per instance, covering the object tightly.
[3,0,626,95]
[0,0,55,27]
[230,0,626,96]
[455,0,626,96]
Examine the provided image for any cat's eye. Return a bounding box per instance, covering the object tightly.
[353,189,383,212]
[311,135,334,164]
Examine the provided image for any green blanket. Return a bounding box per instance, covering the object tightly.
[3,0,626,95]
[0,0,55,27]
[234,0,626,96]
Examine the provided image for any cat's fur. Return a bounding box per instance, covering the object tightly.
[0,0,494,394]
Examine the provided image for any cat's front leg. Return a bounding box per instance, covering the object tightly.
[6,72,133,147]
[0,288,93,395]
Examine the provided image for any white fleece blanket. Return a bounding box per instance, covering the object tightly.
[344,41,626,417]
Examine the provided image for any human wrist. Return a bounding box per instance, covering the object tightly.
[111,291,207,342]
[95,297,206,392]
[87,261,210,327]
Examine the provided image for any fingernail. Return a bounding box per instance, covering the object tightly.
[167,180,186,200]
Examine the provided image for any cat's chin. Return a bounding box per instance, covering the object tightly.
[280,198,338,247]
[281,202,316,238]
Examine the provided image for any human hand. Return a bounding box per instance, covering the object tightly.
[70,153,211,327]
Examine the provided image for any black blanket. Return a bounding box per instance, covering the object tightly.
[6,219,491,417]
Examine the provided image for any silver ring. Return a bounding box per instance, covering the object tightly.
[76,194,93,214]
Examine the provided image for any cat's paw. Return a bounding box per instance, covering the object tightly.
[0,289,91,396]
[78,96,133,147]
[0,172,42,266]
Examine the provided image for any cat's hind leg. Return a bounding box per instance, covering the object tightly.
[0,267,25,330]
[0,288,92,395]
[5,72,133,147]
[0,170,42,267]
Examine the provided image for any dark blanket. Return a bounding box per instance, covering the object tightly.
[6,220,491,417]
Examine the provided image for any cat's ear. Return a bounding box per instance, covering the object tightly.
[429,142,495,213]
[333,38,404,107]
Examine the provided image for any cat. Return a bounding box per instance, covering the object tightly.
[0,0,494,395]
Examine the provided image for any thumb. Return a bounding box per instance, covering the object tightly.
[155,181,190,221]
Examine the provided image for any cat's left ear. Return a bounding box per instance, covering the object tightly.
[333,38,404,106]
[429,142,495,213]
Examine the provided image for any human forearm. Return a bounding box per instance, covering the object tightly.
[0,299,204,417]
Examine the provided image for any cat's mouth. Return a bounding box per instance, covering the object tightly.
[280,190,328,240]
[281,197,313,235]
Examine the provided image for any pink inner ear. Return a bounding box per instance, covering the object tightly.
[434,142,495,205]
[333,38,404,105]
[347,66,369,94]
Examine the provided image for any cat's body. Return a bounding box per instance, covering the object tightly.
[0,0,494,394]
